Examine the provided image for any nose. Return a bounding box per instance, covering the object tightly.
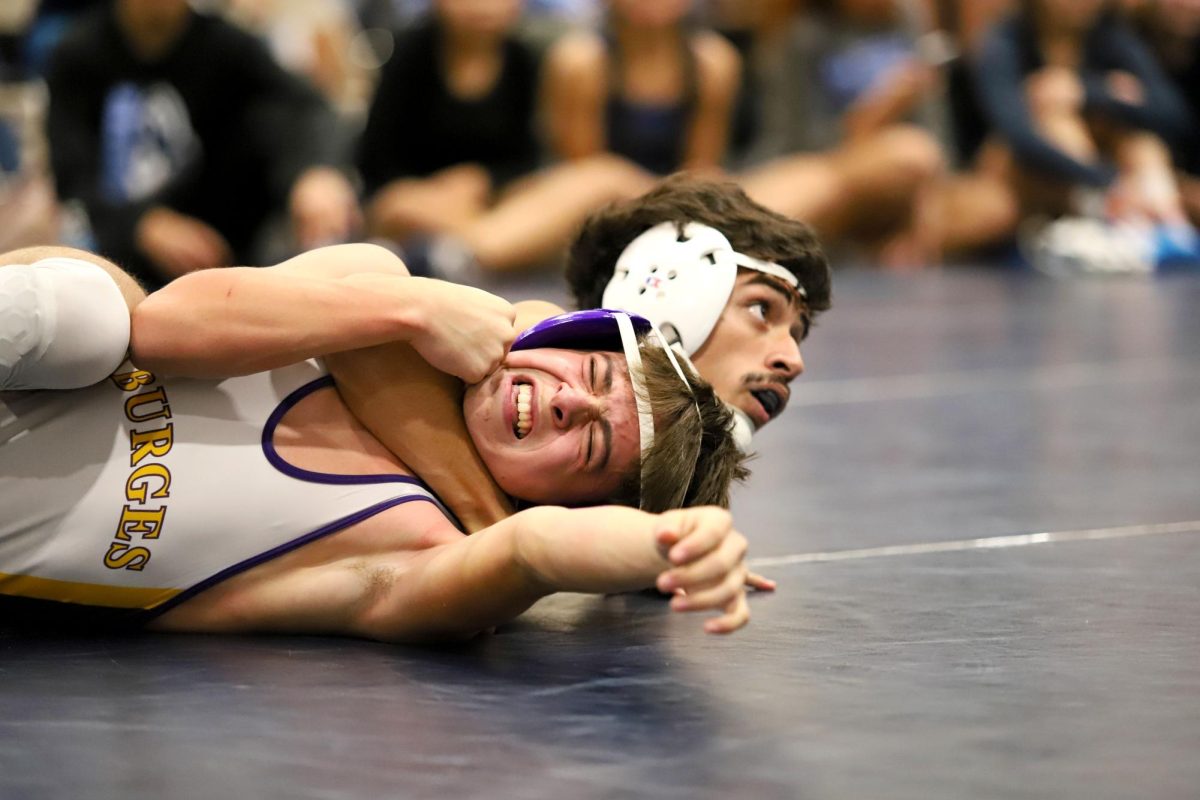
[549,384,601,429]
[770,334,804,380]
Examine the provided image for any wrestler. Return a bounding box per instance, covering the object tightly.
[0,244,750,641]
[333,176,830,582]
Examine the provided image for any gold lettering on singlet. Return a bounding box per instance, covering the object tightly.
[124,387,172,423]
[125,463,171,503]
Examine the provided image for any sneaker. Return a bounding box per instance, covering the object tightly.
[1021,216,1154,277]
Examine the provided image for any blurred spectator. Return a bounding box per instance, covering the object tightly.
[1123,0,1200,227]
[45,0,360,288]
[543,0,952,266]
[544,0,742,175]
[358,0,652,276]
[223,0,374,117]
[0,0,59,252]
[972,1,1193,232]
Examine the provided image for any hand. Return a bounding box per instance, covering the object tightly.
[1105,70,1144,106]
[745,571,776,592]
[289,166,363,249]
[652,507,750,634]
[136,207,233,279]
[405,278,517,383]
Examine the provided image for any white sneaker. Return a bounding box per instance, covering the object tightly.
[1022,216,1154,277]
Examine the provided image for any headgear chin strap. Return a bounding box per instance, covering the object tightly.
[511,309,702,510]
[601,221,805,356]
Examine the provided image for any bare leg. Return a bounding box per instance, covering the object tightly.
[742,125,944,266]
[454,155,656,272]
[934,170,1021,256]
[1106,129,1187,224]
[365,164,492,243]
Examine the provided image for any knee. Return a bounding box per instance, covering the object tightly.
[1025,67,1085,117]
[578,153,655,197]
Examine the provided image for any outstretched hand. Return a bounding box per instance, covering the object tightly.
[652,507,750,634]
[407,278,517,384]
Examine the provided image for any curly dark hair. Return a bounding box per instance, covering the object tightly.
[566,173,831,317]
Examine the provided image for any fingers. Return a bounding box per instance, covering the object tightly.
[656,530,746,593]
[655,507,732,566]
[744,571,777,592]
[652,507,752,634]
[669,562,746,612]
[705,590,750,635]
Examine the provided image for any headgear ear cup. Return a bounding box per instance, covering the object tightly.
[601,221,805,358]
[601,222,736,356]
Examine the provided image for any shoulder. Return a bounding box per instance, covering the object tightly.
[691,31,742,96]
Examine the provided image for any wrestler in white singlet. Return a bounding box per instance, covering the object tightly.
[0,360,453,628]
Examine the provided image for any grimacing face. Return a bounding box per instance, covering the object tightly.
[463,347,641,506]
[690,271,807,430]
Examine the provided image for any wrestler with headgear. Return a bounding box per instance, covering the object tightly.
[333,176,830,582]
[0,244,751,641]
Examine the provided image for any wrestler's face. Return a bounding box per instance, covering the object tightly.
[464,347,641,505]
[436,0,523,38]
[691,271,807,431]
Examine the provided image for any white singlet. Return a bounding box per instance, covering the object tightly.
[0,360,452,626]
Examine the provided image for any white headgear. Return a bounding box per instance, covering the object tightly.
[601,221,804,356]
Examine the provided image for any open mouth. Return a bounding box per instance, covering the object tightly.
[750,388,785,421]
[511,380,533,439]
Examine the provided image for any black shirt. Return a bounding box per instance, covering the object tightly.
[46,5,341,285]
[357,19,541,197]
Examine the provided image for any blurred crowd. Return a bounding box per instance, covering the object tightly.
[0,0,1197,287]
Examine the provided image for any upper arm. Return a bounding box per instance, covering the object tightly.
[267,242,411,280]
[682,32,741,169]
[351,514,547,642]
[542,32,609,160]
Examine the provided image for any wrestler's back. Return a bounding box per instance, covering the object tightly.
[1,361,464,631]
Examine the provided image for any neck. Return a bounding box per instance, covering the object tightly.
[441,25,504,60]
[615,19,683,58]
[116,3,191,62]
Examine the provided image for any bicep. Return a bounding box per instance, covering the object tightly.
[268,242,411,280]
[352,517,545,642]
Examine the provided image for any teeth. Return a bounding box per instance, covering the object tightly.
[513,383,533,438]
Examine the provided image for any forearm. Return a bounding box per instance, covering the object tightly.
[327,342,514,533]
[130,262,422,377]
[513,506,667,595]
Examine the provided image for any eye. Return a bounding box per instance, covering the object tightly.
[586,423,595,465]
[748,300,769,322]
[589,356,597,392]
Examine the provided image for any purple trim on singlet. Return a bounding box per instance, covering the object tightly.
[261,374,464,531]
[262,375,426,486]
[143,495,436,621]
